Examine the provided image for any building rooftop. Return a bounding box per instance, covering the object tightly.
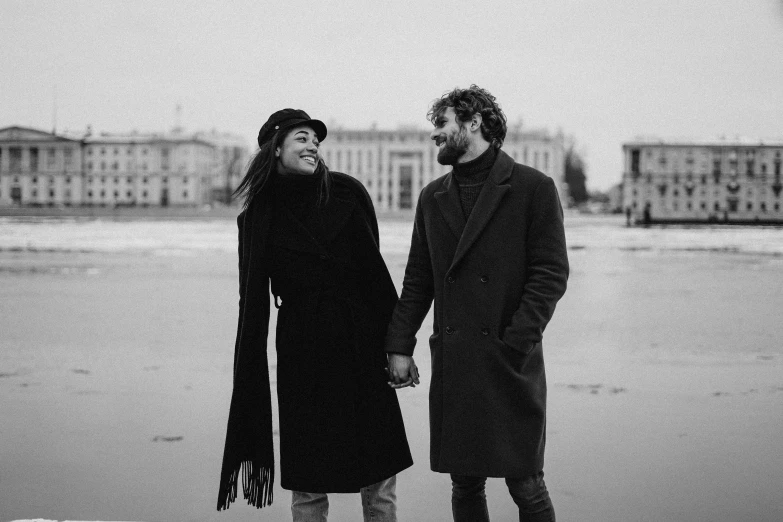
[624,136,783,147]
[85,132,212,147]
[326,125,557,140]
[0,125,84,142]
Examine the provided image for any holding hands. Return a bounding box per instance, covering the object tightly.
[387,353,420,389]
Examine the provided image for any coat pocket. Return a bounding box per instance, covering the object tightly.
[428,329,440,349]
[507,339,537,356]
[499,329,537,356]
[487,335,525,374]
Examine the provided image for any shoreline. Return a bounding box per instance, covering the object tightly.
[0,205,416,222]
[0,205,242,220]
[5,205,783,227]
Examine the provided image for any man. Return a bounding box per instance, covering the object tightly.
[385,85,568,522]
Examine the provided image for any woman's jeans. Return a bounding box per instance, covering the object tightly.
[291,475,397,522]
[451,471,555,522]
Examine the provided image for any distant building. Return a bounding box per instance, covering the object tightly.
[0,125,248,208]
[0,126,84,207]
[83,131,215,207]
[622,138,783,223]
[319,125,565,211]
[2,123,563,211]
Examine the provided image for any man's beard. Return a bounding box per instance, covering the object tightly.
[436,125,469,165]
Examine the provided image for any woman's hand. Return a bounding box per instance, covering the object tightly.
[386,353,420,389]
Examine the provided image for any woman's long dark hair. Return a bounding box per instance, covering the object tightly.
[233,128,332,210]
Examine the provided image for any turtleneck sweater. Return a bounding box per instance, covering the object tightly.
[453,146,497,219]
[273,171,326,241]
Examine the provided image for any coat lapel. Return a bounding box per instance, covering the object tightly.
[449,150,514,270]
[434,173,466,240]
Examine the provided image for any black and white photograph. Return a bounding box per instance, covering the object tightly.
[1,1,782,521]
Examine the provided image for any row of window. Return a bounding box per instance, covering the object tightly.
[630,148,783,175]
[86,161,180,172]
[1,145,204,170]
[85,146,204,158]
[2,189,190,200]
[84,190,188,199]
[632,163,783,176]
[88,147,151,156]
[3,175,187,184]
[88,161,146,171]
[638,148,782,161]
[633,188,780,198]
[85,176,185,184]
[322,150,435,174]
[323,148,551,174]
[632,200,781,212]
[631,172,782,184]
[0,147,77,172]
[332,133,431,143]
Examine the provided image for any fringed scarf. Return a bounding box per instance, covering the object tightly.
[217,196,276,510]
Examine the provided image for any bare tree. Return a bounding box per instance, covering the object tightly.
[564,135,588,205]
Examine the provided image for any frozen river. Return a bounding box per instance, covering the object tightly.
[1,213,782,522]
[2,214,783,256]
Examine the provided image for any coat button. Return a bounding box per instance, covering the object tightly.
[481,328,490,336]
[445,326,454,334]
[447,275,455,283]
[480,275,488,283]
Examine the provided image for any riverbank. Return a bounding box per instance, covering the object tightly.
[0,204,240,220]
[0,205,415,222]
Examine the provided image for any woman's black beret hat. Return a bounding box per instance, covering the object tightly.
[257,108,327,148]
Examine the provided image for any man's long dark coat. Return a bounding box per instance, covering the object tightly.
[218,172,412,509]
[385,150,569,477]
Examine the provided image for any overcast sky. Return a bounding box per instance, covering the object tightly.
[2,0,782,190]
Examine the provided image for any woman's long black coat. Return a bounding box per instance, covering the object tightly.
[221,172,412,498]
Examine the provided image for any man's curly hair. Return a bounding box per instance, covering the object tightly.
[428,85,508,149]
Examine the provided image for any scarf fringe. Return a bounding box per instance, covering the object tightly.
[217,460,274,510]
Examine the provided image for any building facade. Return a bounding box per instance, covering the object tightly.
[0,125,247,208]
[0,126,84,207]
[622,138,783,223]
[2,123,564,211]
[319,126,565,211]
[83,132,215,207]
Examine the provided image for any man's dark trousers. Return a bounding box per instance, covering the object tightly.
[451,472,555,522]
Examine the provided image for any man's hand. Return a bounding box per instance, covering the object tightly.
[386,353,420,389]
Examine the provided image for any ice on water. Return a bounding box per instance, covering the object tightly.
[1,215,781,257]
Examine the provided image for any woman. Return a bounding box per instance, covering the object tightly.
[217,109,413,521]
